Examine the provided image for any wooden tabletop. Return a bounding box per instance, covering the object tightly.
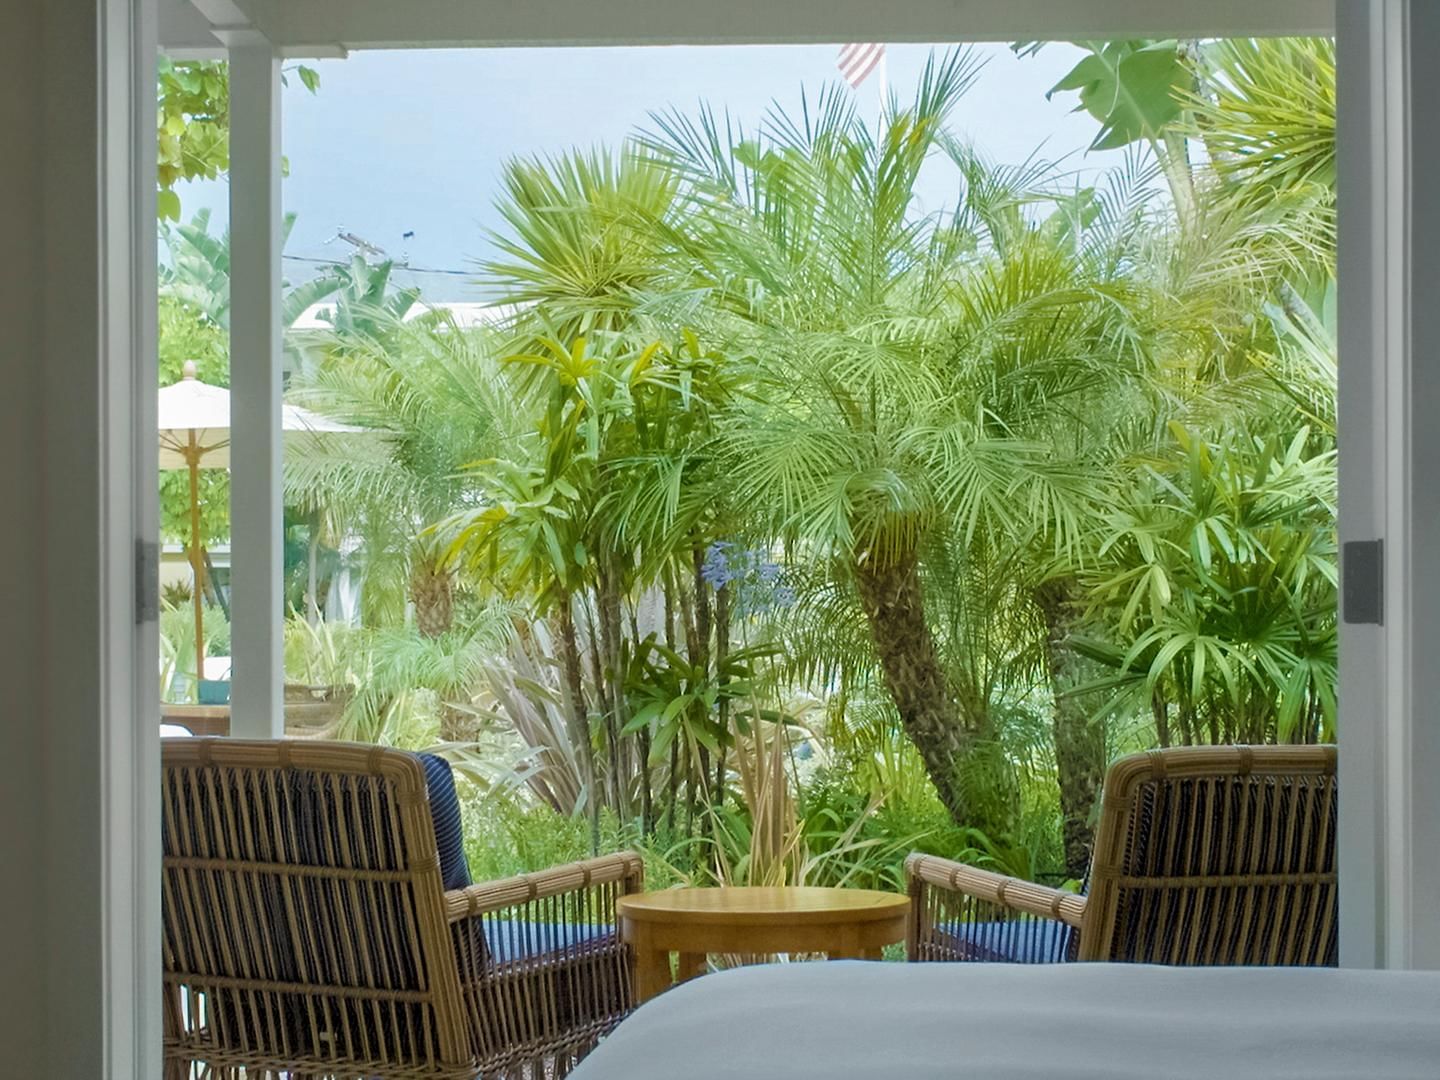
[619,886,908,924]
[618,886,911,1003]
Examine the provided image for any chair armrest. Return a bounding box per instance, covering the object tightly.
[905,853,1086,963]
[907,853,1087,926]
[443,852,645,1068]
[443,850,645,922]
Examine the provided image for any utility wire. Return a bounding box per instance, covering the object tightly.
[282,253,473,277]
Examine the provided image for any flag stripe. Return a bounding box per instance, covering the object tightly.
[837,43,885,88]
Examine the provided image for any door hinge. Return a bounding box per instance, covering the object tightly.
[136,538,159,624]
[1342,539,1384,626]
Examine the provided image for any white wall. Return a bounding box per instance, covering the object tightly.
[0,3,49,1075]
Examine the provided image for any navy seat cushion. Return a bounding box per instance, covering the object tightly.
[480,920,613,965]
[938,918,1074,963]
[417,752,471,891]
[415,755,617,971]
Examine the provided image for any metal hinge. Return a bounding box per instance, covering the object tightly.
[1342,539,1384,626]
[136,538,159,624]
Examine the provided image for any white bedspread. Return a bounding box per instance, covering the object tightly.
[573,961,1440,1079]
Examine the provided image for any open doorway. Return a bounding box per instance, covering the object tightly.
[156,35,1337,919]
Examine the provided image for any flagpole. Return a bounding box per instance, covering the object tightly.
[877,47,888,139]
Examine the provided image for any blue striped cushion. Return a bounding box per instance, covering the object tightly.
[417,753,471,891]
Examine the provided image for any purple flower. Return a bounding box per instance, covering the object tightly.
[700,542,737,588]
[701,540,796,614]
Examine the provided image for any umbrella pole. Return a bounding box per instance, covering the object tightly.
[187,434,205,703]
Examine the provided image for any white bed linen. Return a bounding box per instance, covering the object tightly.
[573,961,1440,1079]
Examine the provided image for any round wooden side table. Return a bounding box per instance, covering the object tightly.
[617,886,910,1002]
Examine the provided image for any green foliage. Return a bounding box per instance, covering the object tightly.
[1189,38,1336,195]
[460,791,682,889]
[160,209,233,327]
[1075,423,1336,745]
[158,292,227,385]
[157,59,319,221]
[1047,41,1187,151]
[797,766,970,892]
[483,147,683,339]
[158,602,230,700]
[157,59,228,221]
[291,256,420,346]
[340,611,515,741]
[624,638,774,769]
[283,616,367,690]
[161,579,194,609]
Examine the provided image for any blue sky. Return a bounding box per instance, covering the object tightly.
[178,43,1125,302]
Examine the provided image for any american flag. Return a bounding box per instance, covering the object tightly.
[837,43,885,89]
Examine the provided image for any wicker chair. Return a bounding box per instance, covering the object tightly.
[907,744,1338,967]
[161,739,644,1079]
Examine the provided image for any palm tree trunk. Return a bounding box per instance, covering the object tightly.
[1152,691,1172,748]
[666,734,680,835]
[583,594,607,801]
[409,551,466,738]
[596,567,629,820]
[409,551,454,639]
[686,549,712,803]
[852,550,970,824]
[714,581,731,805]
[629,600,654,834]
[1178,699,1197,745]
[557,595,600,852]
[1035,578,1106,881]
[307,508,322,625]
[663,568,679,835]
[1154,129,1197,228]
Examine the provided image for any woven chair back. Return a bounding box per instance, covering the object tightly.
[161,739,474,1079]
[1081,745,1338,966]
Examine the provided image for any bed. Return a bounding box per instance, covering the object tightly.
[570,961,1440,1079]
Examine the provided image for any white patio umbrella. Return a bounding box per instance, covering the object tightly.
[159,360,362,699]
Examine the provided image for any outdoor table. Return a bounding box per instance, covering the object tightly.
[617,885,909,1003]
[158,704,231,737]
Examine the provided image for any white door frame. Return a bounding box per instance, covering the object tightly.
[105,0,163,1076]
[1336,0,1440,970]
[75,1,1428,1075]
[18,0,161,1076]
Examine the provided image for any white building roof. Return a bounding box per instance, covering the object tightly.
[289,299,521,332]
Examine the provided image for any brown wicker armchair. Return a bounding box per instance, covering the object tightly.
[161,739,644,1079]
[907,744,1338,967]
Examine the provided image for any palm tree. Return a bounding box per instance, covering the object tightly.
[160,209,345,334]
[645,52,1146,840]
[483,145,684,342]
[286,310,522,636]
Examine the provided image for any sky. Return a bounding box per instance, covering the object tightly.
[176,43,1128,302]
